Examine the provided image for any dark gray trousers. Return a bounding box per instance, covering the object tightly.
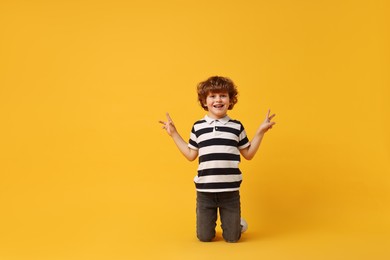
[196,191,241,242]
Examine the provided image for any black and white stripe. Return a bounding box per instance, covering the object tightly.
[188,115,250,192]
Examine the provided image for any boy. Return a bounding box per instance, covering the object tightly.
[159,76,275,242]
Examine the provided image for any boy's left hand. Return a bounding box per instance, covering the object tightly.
[258,109,276,134]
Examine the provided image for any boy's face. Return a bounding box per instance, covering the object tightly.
[204,91,230,119]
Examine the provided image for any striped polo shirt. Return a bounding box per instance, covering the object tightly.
[188,115,250,192]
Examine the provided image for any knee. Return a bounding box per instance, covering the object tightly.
[224,238,240,243]
[197,232,215,242]
[222,230,241,243]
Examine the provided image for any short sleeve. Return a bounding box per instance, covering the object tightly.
[238,123,250,150]
[188,125,199,150]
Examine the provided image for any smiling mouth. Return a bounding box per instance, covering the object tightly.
[214,104,224,108]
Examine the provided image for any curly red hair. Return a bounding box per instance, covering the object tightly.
[197,76,238,111]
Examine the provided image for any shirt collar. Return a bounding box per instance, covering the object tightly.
[204,115,231,125]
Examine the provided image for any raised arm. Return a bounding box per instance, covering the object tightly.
[240,109,276,160]
[159,113,198,161]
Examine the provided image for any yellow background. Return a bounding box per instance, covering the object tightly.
[1,0,389,259]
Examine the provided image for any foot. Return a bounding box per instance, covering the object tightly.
[240,218,248,233]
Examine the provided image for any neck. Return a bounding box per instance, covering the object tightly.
[207,113,227,119]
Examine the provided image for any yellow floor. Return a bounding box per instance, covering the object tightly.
[1,205,389,260]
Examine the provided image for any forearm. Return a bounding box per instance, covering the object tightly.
[171,132,198,161]
[241,109,276,160]
[241,131,265,160]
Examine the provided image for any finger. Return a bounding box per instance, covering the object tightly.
[269,114,276,120]
[158,120,165,124]
[266,109,273,122]
[166,113,173,122]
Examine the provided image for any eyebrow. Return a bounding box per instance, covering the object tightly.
[208,92,228,95]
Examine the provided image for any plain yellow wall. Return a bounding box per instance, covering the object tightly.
[0,0,389,259]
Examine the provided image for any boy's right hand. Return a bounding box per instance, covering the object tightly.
[159,113,177,136]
